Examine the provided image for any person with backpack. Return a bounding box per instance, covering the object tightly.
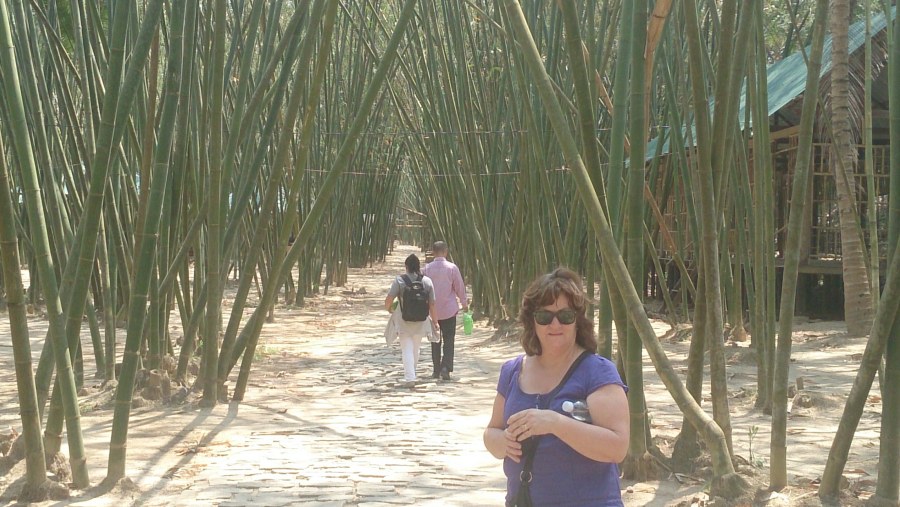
[423,241,468,380]
[384,254,438,386]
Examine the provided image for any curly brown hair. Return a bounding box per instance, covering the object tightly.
[518,267,597,356]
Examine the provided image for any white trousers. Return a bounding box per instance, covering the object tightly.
[399,334,422,381]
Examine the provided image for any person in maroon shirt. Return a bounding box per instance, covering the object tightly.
[423,241,468,380]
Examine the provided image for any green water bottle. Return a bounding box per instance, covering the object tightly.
[463,311,474,335]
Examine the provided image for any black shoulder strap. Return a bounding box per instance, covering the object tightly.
[401,274,413,287]
[519,350,592,498]
[541,349,592,409]
[520,349,593,484]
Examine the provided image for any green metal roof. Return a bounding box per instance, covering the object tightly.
[765,5,896,119]
[644,6,896,160]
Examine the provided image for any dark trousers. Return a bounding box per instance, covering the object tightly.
[432,316,457,373]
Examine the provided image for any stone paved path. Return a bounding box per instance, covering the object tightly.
[136,309,513,507]
[2,245,514,506]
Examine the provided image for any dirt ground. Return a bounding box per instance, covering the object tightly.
[0,244,885,506]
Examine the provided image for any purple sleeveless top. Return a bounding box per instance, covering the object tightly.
[497,353,627,506]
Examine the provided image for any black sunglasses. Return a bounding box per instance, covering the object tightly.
[533,308,577,326]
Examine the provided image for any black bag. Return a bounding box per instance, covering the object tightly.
[507,350,593,507]
[509,438,538,507]
[400,274,429,322]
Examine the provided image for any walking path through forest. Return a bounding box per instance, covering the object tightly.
[1,244,884,506]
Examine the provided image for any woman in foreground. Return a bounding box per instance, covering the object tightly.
[483,268,629,506]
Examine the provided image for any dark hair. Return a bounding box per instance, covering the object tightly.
[405,254,422,276]
[518,267,597,356]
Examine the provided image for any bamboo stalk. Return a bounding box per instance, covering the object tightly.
[501,0,745,496]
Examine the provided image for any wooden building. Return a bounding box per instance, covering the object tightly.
[650,7,895,319]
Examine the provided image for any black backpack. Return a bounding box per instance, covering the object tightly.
[400,274,429,322]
